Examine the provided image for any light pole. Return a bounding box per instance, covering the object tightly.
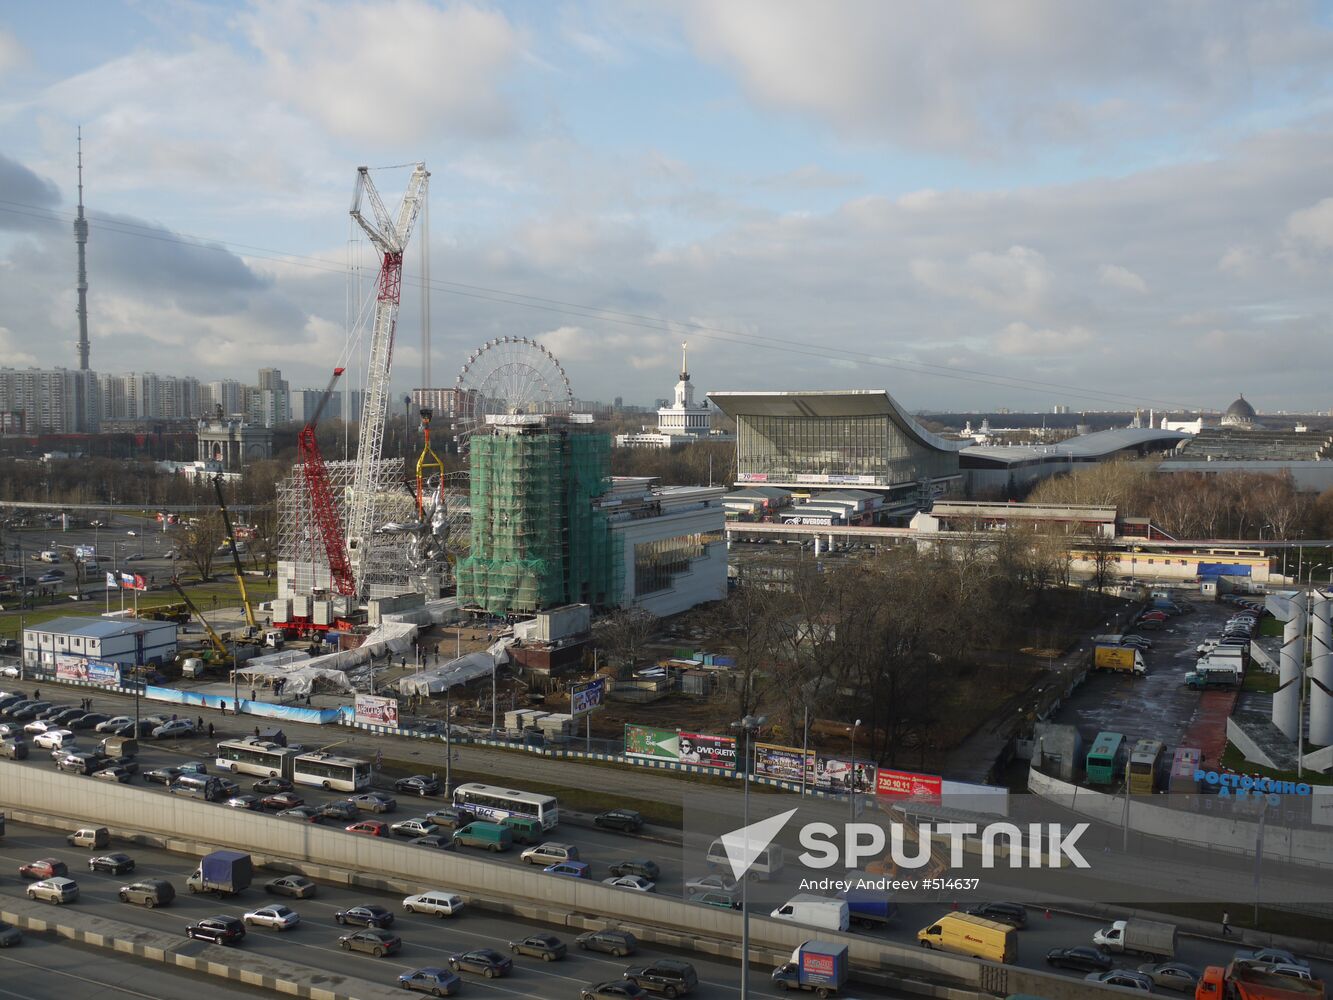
[1299,564,1326,779]
[849,719,862,821]
[730,714,766,1000]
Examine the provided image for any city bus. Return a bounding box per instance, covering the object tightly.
[1085,732,1126,786]
[452,782,559,831]
[214,739,299,779]
[292,751,372,792]
[1127,738,1166,795]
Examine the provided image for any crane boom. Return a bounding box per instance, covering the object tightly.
[345,163,429,593]
[170,579,228,661]
[298,367,356,596]
[213,474,256,631]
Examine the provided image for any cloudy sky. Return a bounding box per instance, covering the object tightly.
[2,1,1333,414]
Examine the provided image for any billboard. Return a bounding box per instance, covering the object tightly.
[54,655,121,688]
[570,678,606,717]
[354,694,400,728]
[875,767,943,799]
[813,755,875,793]
[623,725,736,769]
[754,742,814,782]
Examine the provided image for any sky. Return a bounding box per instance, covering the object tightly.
[2,0,1333,415]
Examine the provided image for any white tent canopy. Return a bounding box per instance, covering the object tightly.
[396,640,512,697]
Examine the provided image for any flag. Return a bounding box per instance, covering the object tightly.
[121,572,135,587]
[105,571,118,589]
[133,574,147,592]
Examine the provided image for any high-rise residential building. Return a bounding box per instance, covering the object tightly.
[0,368,100,433]
[411,387,476,420]
[252,368,291,426]
[292,387,365,424]
[206,379,246,418]
[98,373,128,420]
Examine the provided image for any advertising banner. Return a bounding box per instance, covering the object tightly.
[354,693,400,728]
[813,755,876,793]
[624,724,679,761]
[754,742,814,782]
[875,767,944,799]
[570,678,606,717]
[54,655,121,687]
[678,732,737,770]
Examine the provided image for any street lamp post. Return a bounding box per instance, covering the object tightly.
[850,719,862,821]
[730,714,766,1000]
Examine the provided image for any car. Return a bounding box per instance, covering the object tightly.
[19,859,68,880]
[410,835,458,851]
[398,968,462,996]
[603,875,655,892]
[684,873,737,896]
[595,808,644,833]
[349,792,397,813]
[577,929,638,957]
[177,761,209,775]
[317,799,360,821]
[963,901,1027,927]
[97,716,134,733]
[252,776,293,795]
[339,928,401,956]
[395,774,441,797]
[403,891,465,918]
[391,818,440,839]
[144,766,183,785]
[243,904,300,930]
[0,739,28,760]
[581,983,646,1000]
[346,819,388,837]
[1046,946,1113,972]
[509,933,567,961]
[1085,970,1154,991]
[152,719,194,739]
[27,877,79,904]
[0,921,21,947]
[226,794,260,810]
[34,729,75,749]
[277,806,322,823]
[69,713,111,730]
[1118,636,1152,649]
[88,853,135,875]
[0,723,21,738]
[265,875,317,898]
[118,879,175,908]
[690,891,741,910]
[186,916,245,945]
[448,948,512,978]
[93,763,136,783]
[1268,964,1316,981]
[1235,947,1309,970]
[424,806,473,829]
[334,904,394,928]
[56,752,106,775]
[624,959,699,997]
[260,791,304,811]
[545,861,591,879]
[1136,962,1202,992]
[24,719,58,735]
[608,858,661,880]
[35,704,69,721]
[126,530,137,536]
[6,702,49,720]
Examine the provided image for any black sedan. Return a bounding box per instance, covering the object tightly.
[448,949,512,978]
[264,875,317,899]
[144,766,183,785]
[69,713,111,731]
[252,776,293,795]
[594,809,644,833]
[509,933,566,961]
[395,774,441,797]
[1046,946,1113,973]
[317,800,360,821]
[607,858,661,881]
[410,835,457,851]
[334,904,394,928]
[581,984,645,1000]
[88,853,135,875]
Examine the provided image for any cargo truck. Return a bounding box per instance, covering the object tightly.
[838,886,897,928]
[770,940,848,997]
[1195,962,1325,1000]
[1185,662,1243,689]
[186,849,252,897]
[1091,918,1176,958]
[1094,645,1147,676]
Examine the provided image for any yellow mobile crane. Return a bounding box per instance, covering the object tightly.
[213,473,257,635]
[170,579,229,663]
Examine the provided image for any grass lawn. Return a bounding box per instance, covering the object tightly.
[1242,672,1279,694]
[1220,741,1333,786]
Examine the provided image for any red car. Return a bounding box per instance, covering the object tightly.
[260,791,305,811]
[1139,611,1167,622]
[346,820,388,837]
[19,858,68,880]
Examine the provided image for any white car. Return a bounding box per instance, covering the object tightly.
[0,723,21,738]
[243,904,300,930]
[126,530,137,537]
[151,719,194,739]
[602,875,655,892]
[34,729,75,750]
[402,891,464,917]
[23,720,54,735]
[685,873,737,896]
[390,818,439,839]
[96,716,134,733]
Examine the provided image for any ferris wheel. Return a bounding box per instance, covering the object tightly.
[453,336,575,451]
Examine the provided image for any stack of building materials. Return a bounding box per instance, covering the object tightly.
[535,712,574,739]
[504,708,547,734]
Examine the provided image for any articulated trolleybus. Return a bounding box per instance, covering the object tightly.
[292,751,372,792]
[216,739,371,792]
[215,739,298,778]
[452,782,559,830]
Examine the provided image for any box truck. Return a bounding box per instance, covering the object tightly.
[1095,645,1147,675]
[770,894,850,932]
[1185,661,1243,689]
[186,850,252,896]
[917,912,1016,963]
[1091,918,1176,958]
[838,887,897,928]
[1195,963,1325,1000]
[770,941,848,997]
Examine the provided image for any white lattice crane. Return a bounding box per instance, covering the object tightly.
[345,163,430,592]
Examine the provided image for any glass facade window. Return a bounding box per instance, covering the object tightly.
[736,413,957,485]
[634,532,720,596]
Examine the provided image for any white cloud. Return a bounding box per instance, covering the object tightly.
[911,245,1051,314]
[994,322,1095,356]
[1099,263,1148,294]
[0,325,36,366]
[1286,196,1333,250]
[0,27,25,76]
[240,0,523,143]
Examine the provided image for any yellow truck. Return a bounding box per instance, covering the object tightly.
[917,912,1016,964]
[1094,644,1146,676]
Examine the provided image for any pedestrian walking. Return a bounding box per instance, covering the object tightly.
[207,722,214,738]
[220,700,227,716]
[196,715,203,731]
[1221,911,1232,936]
[305,693,311,706]
[254,726,260,739]
[250,689,257,702]
[32,688,39,700]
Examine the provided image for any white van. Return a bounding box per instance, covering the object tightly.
[706,838,785,880]
[39,551,60,563]
[770,893,849,931]
[402,890,464,918]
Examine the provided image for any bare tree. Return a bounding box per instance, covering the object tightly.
[1086,533,1117,593]
[172,512,225,582]
[594,607,656,671]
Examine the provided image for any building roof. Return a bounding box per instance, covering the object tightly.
[960,427,1190,467]
[27,616,174,639]
[707,389,964,454]
[1225,395,1257,421]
